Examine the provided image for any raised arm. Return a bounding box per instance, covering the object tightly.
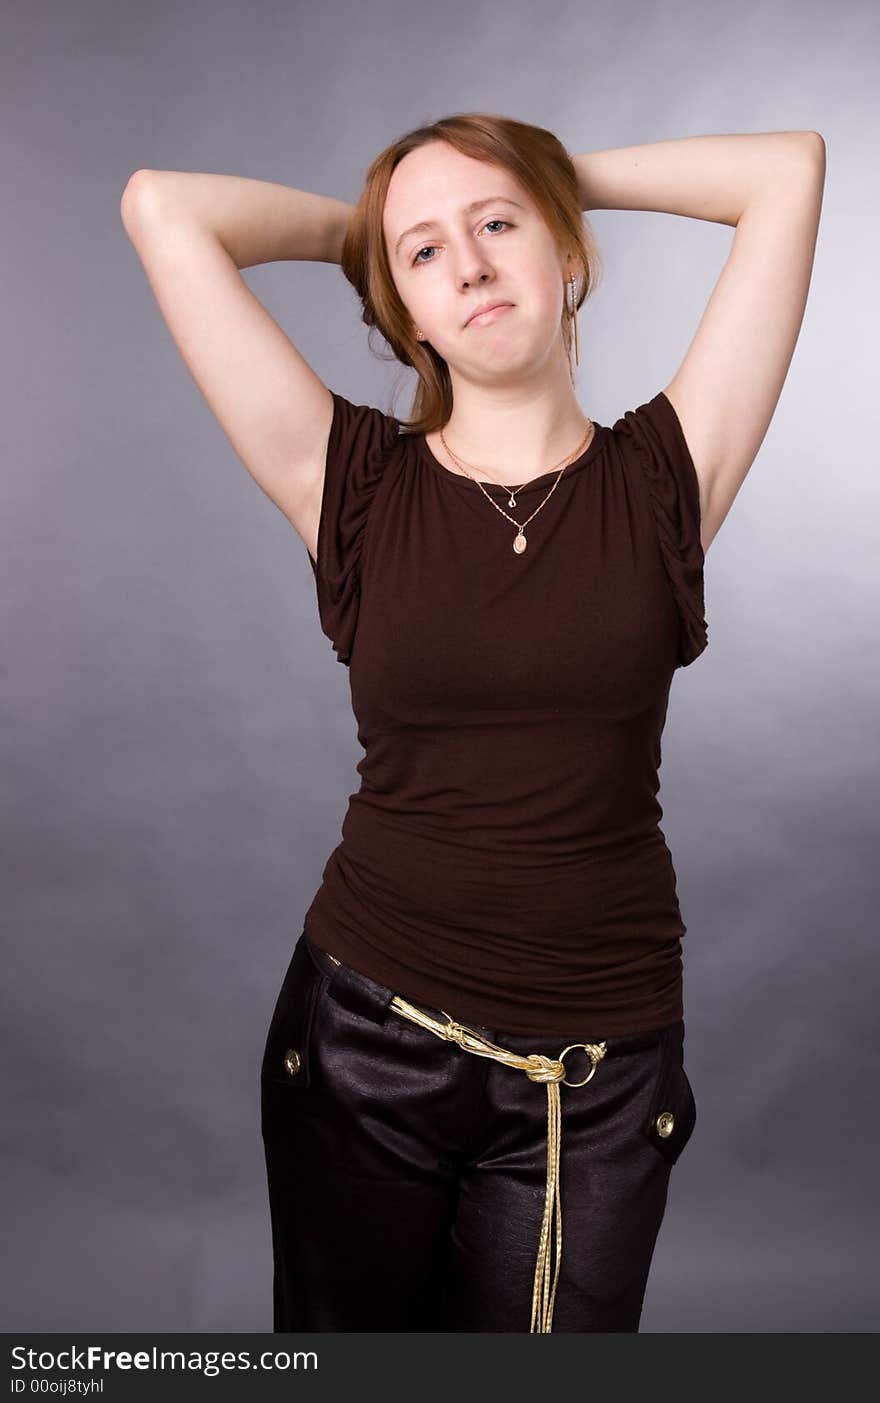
[572,131,827,554]
[119,170,355,558]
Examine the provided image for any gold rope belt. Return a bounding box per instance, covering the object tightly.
[387,991,607,1334]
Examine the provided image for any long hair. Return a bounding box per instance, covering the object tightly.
[340,111,604,435]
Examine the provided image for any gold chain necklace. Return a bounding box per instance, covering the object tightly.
[438,420,594,555]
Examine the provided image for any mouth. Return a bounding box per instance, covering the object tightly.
[465,302,514,328]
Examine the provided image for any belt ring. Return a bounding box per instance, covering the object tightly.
[558,1043,602,1088]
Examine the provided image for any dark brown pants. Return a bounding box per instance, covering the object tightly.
[260,932,697,1333]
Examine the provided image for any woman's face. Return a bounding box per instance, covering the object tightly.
[383,142,571,382]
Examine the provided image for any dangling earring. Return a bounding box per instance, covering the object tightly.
[568,274,580,367]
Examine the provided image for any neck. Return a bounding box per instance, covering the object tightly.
[433,366,590,487]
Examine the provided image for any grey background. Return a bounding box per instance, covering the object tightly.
[3,0,877,1333]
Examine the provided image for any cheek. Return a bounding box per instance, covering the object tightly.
[533,270,564,320]
[512,255,563,320]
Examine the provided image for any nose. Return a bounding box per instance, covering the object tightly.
[455,244,494,291]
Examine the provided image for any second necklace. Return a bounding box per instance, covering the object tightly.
[439,420,595,555]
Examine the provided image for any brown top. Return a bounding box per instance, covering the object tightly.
[302,387,708,1037]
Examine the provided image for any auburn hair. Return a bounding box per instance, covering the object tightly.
[339,111,604,436]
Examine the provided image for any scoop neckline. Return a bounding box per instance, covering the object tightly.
[412,419,609,493]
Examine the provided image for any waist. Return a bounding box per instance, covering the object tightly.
[303,886,684,1040]
[332,805,685,939]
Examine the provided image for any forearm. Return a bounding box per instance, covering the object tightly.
[572,131,823,227]
[120,169,355,268]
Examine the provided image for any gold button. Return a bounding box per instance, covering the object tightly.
[656,1110,675,1137]
[284,1048,302,1077]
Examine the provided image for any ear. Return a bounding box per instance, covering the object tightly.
[563,251,584,291]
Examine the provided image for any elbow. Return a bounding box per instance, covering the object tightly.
[782,132,825,186]
[800,131,826,163]
[119,169,161,232]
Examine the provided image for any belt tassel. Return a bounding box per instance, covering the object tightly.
[387,992,606,1333]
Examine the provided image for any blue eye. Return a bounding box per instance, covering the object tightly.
[411,219,511,267]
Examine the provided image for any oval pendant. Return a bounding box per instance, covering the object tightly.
[513,530,527,554]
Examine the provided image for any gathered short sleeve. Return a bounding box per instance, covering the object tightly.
[614,391,708,668]
[309,391,401,667]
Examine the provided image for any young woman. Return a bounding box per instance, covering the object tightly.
[120,113,825,1332]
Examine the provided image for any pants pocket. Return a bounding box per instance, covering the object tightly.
[260,935,329,1089]
[640,1024,697,1166]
